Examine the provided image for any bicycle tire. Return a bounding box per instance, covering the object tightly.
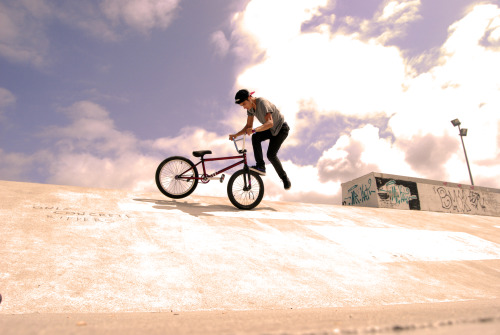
[155,156,198,199]
[227,169,264,210]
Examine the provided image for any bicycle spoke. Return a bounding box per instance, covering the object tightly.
[232,173,261,206]
[160,160,195,196]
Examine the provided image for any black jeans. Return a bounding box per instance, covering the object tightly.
[252,123,290,179]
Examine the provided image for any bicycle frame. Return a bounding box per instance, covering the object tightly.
[177,136,250,182]
[196,154,247,181]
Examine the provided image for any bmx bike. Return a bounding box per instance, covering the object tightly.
[155,136,264,210]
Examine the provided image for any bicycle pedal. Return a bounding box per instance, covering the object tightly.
[220,174,225,183]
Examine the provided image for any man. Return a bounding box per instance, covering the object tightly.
[229,89,291,190]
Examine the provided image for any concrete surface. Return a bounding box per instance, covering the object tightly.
[1,300,500,335]
[1,180,500,334]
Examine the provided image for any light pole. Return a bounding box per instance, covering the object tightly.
[451,118,474,185]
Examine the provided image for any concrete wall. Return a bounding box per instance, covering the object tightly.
[342,172,500,217]
[341,173,379,208]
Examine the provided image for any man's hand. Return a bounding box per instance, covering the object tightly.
[229,134,236,141]
[246,128,254,136]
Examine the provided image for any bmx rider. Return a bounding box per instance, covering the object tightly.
[229,89,291,190]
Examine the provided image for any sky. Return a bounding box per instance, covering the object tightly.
[1,0,499,205]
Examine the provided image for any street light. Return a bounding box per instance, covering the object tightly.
[451,118,474,185]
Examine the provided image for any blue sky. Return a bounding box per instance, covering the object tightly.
[1,0,499,204]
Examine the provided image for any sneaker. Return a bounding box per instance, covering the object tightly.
[249,165,266,175]
[282,176,291,190]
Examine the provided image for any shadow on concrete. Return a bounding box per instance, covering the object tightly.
[133,198,276,217]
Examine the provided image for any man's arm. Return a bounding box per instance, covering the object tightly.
[251,99,274,133]
[253,113,273,133]
[229,115,254,140]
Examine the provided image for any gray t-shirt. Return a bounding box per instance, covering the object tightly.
[247,97,285,136]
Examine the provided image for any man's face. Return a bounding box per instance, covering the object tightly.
[239,99,252,110]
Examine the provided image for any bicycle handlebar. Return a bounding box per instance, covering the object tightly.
[232,135,246,153]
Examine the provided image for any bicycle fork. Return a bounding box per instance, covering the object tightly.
[242,165,253,193]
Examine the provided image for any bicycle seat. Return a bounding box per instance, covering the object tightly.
[192,150,212,158]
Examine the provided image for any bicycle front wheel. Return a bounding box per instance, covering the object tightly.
[227,169,264,210]
[155,156,198,199]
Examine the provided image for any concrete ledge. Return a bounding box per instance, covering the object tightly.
[342,172,500,217]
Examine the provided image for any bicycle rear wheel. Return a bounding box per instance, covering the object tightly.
[155,156,198,199]
[227,169,264,210]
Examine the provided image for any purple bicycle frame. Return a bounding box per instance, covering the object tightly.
[177,153,248,181]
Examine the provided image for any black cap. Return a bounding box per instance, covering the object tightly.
[235,89,253,104]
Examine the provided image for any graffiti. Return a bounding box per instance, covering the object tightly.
[378,180,418,206]
[468,191,483,210]
[433,187,486,213]
[32,205,134,222]
[343,179,376,205]
[342,172,499,216]
[375,178,420,210]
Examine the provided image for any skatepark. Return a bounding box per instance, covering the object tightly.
[1,179,500,334]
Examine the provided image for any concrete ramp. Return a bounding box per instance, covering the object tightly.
[1,180,500,315]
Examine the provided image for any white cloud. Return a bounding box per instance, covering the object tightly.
[237,33,407,126]
[486,16,500,45]
[373,0,422,43]
[231,0,416,140]
[211,30,230,58]
[239,0,327,50]
[55,3,119,41]
[34,101,154,189]
[100,0,180,33]
[0,87,16,109]
[0,87,16,124]
[0,1,50,67]
[389,4,500,182]
[378,0,421,24]
[152,127,231,157]
[42,101,138,156]
[0,149,34,181]
[334,0,422,44]
[45,151,160,192]
[317,125,411,182]
[29,100,235,198]
[0,0,182,67]
[264,160,341,204]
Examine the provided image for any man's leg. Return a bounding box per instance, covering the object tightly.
[252,130,272,169]
[267,124,289,179]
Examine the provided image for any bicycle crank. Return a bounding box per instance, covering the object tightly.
[203,174,226,183]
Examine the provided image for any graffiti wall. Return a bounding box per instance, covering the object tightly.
[342,174,378,207]
[418,183,500,216]
[376,178,420,210]
[342,172,500,217]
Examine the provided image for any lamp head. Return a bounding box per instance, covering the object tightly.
[460,128,468,136]
[451,119,461,127]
